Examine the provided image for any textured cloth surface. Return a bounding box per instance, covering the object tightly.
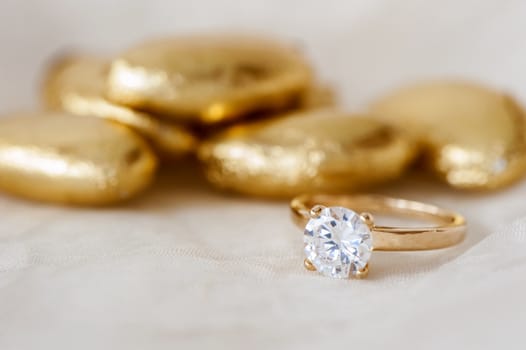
[1,1,526,349]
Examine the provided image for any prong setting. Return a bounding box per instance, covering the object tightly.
[309,204,326,219]
[304,258,316,271]
[360,212,375,228]
[353,264,369,279]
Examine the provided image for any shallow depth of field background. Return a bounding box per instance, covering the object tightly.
[1,0,525,114]
[0,1,525,349]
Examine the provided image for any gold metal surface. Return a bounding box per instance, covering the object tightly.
[299,84,337,108]
[370,81,526,190]
[303,258,316,271]
[291,194,467,251]
[353,264,369,279]
[198,108,418,198]
[106,34,313,125]
[42,55,197,157]
[0,111,158,205]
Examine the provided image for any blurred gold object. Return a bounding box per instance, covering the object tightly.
[198,108,417,198]
[371,81,526,190]
[106,34,313,125]
[0,112,158,205]
[42,55,197,157]
[300,84,337,108]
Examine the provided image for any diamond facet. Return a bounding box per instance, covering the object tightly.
[304,206,373,279]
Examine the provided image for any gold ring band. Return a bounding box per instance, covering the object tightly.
[290,194,467,279]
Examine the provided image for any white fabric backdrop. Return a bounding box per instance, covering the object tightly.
[0,1,526,349]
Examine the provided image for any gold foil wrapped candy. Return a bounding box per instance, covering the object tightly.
[42,55,197,157]
[371,81,526,190]
[198,108,417,198]
[106,34,313,125]
[0,112,157,205]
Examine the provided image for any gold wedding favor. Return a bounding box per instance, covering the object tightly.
[198,108,417,198]
[106,34,313,125]
[0,112,157,205]
[0,33,525,206]
[42,55,197,157]
[371,81,526,190]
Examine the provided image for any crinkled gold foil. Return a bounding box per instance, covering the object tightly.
[0,111,158,205]
[370,81,526,190]
[198,108,417,198]
[42,55,197,157]
[106,34,313,125]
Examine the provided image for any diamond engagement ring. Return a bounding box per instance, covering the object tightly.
[290,194,467,279]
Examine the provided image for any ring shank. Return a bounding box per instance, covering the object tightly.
[291,194,466,251]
